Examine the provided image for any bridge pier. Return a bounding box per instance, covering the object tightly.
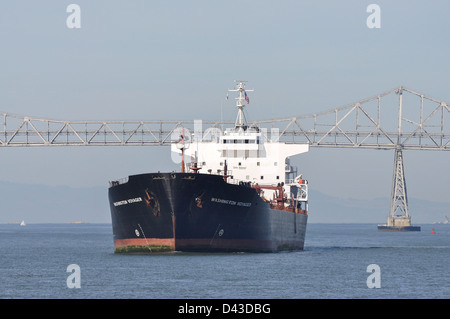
[378,147,421,231]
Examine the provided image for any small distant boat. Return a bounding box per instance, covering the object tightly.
[19,220,26,226]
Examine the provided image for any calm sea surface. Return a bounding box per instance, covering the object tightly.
[0,223,449,299]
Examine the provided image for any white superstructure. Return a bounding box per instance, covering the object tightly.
[172,81,309,204]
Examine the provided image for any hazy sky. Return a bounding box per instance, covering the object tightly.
[1,1,450,222]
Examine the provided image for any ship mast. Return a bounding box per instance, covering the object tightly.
[228,81,254,129]
[176,127,189,173]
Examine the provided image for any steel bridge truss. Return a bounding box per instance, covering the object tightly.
[263,86,450,228]
[0,117,229,147]
[1,86,449,150]
[266,86,450,151]
[1,86,449,226]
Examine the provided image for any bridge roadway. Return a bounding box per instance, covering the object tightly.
[0,86,448,150]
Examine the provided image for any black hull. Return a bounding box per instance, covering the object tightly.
[108,173,308,253]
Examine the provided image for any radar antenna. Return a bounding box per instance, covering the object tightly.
[228,80,254,129]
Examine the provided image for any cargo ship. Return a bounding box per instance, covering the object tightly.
[108,81,310,253]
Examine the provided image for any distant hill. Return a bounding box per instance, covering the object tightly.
[308,189,449,224]
[0,181,110,223]
[0,181,448,224]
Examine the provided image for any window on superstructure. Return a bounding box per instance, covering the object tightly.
[257,162,260,166]
[260,176,264,180]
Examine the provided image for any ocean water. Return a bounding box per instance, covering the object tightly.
[0,223,449,299]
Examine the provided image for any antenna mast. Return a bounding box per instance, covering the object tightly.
[228,80,253,129]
